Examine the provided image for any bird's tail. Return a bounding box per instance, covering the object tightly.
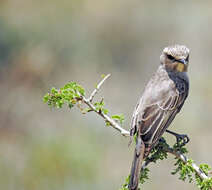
[128,136,145,190]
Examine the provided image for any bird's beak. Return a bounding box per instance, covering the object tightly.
[178,59,188,65]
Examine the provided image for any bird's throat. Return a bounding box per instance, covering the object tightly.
[176,62,185,72]
[166,62,187,72]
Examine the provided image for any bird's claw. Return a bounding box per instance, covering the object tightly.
[176,134,189,147]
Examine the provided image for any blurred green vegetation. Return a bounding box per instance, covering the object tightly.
[0,0,212,189]
[0,128,104,190]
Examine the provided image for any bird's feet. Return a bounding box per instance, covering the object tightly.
[166,129,190,147]
[175,133,189,146]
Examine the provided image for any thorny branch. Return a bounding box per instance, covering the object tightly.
[165,147,209,180]
[81,74,130,136]
[83,96,130,136]
[88,74,111,102]
[141,146,210,181]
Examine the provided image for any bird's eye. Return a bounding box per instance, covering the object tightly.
[185,55,189,62]
[167,54,175,61]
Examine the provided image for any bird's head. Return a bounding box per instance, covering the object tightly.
[160,45,190,72]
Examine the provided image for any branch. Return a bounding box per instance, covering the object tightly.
[165,147,209,180]
[82,74,130,136]
[141,146,209,181]
[82,96,130,136]
[88,74,111,102]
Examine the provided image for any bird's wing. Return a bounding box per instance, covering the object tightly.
[130,81,187,145]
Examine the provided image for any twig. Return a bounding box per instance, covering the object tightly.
[83,97,130,136]
[141,146,210,181]
[88,74,111,102]
[81,73,130,137]
[165,147,209,180]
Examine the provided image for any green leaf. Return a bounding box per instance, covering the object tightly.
[102,108,109,114]
[111,115,121,120]
[101,74,106,78]
[196,177,212,190]
[105,121,111,126]
[76,84,85,96]
[145,137,168,164]
[112,114,125,124]
[51,87,57,94]
[120,175,130,190]
[68,103,74,109]
[43,93,49,103]
[56,99,64,108]
[199,164,211,176]
[94,100,105,112]
[63,83,72,89]
[139,168,150,184]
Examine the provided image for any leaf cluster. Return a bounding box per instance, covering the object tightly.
[119,175,130,190]
[112,114,125,125]
[43,82,85,108]
[94,99,108,114]
[170,141,212,190]
[172,157,212,190]
[145,137,169,164]
[121,137,212,190]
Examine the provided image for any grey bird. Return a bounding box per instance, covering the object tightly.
[129,45,190,190]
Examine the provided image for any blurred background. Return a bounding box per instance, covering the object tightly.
[0,0,212,189]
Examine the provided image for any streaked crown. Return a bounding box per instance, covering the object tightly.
[163,45,189,60]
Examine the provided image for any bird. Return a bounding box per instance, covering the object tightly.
[128,45,190,190]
